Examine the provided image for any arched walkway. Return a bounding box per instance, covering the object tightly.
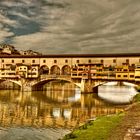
[50,65,60,75]
[61,65,71,75]
[39,65,49,75]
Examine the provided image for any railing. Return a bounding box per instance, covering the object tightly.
[39,74,137,81]
[40,74,71,80]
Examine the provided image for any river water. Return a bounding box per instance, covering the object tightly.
[0,81,138,140]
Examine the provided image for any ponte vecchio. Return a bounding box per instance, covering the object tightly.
[0,45,140,93]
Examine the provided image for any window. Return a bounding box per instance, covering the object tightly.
[76,60,79,63]
[54,60,57,63]
[98,69,102,72]
[117,69,122,71]
[8,73,15,75]
[113,59,116,63]
[126,59,129,63]
[88,59,91,63]
[12,60,14,63]
[79,68,83,71]
[28,72,36,75]
[130,75,134,78]
[129,69,134,72]
[131,64,135,67]
[22,60,25,63]
[117,75,121,77]
[43,60,46,63]
[72,74,77,76]
[101,59,104,63]
[11,65,16,70]
[32,68,36,71]
[2,60,4,63]
[123,69,128,72]
[135,76,140,78]
[123,75,127,77]
[32,60,35,63]
[65,60,68,63]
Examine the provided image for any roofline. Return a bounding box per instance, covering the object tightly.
[0,53,140,58]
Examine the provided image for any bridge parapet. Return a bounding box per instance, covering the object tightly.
[0,74,138,92]
[40,75,72,81]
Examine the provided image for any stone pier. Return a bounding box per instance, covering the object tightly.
[80,79,97,93]
[20,79,32,92]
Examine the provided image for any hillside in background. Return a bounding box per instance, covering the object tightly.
[0,44,41,55]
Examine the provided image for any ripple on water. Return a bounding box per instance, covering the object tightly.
[0,127,70,140]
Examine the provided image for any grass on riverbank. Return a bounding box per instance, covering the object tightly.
[62,93,140,140]
[62,113,124,140]
[133,93,140,102]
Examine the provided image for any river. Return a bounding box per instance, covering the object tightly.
[0,81,138,140]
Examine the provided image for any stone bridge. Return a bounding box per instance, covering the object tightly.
[23,75,106,92]
[0,75,138,93]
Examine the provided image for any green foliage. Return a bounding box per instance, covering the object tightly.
[133,93,140,102]
[135,86,140,92]
[63,133,77,140]
[62,114,124,140]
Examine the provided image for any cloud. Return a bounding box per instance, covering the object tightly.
[0,13,15,42]
[0,0,140,54]
[0,13,17,26]
[0,27,14,42]
[12,31,77,54]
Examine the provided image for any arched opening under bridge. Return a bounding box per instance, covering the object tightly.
[89,81,138,94]
[102,81,137,87]
[32,79,80,91]
[97,81,138,104]
[0,79,21,90]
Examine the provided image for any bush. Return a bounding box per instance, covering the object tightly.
[133,93,140,102]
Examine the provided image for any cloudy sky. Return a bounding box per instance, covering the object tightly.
[0,0,140,54]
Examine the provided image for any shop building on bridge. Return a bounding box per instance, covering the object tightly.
[0,53,140,81]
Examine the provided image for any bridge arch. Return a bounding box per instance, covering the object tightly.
[39,65,49,75]
[61,65,71,75]
[0,79,21,89]
[8,79,21,86]
[102,81,138,87]
[32,78,81,90]
[50,65,60,75]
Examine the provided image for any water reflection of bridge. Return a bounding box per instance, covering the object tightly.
[0,90,125,128]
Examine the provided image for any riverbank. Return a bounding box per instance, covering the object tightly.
[62,93,140,140]
[108,103,140,140]
[62,113,124,140]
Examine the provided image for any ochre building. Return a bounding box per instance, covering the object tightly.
[0,53,140,81]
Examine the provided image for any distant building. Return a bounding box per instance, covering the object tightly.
[19,50,41,56]
[0,44,20,55]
